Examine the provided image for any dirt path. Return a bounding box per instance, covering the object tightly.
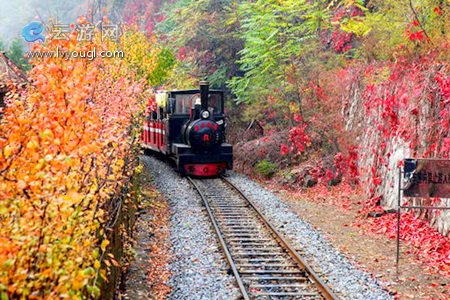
[119,164,172,299]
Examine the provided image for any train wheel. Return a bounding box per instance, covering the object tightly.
[143,148,152,156]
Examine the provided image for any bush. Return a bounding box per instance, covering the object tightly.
[255,160,278,178]
[0,25,170,299]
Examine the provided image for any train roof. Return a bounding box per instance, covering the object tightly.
[157,89,224,94]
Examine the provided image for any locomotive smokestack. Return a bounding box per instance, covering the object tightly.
[200,80,209,111]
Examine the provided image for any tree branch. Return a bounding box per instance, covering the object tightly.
[409,0,434,45]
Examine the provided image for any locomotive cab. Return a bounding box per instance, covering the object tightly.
[141,81,233,176]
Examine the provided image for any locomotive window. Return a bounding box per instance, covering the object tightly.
[174,93,223,114]
[175,94,191,114]
[208,93,223,114]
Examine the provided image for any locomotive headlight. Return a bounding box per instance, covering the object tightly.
[201,110,210,119]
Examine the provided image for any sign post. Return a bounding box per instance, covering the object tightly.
[396,158,450,277]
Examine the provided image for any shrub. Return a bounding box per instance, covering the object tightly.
[255,160,278,178]
[0,24,171,299]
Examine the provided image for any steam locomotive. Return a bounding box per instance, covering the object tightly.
[141,81,233,176]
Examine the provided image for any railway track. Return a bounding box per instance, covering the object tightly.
[187,176,339,300]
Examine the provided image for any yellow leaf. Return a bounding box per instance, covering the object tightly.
[94,260,101,269]
[4,145,12,157]
[26,140,38,150]
[42,129,54,140]
[101,239,110,252]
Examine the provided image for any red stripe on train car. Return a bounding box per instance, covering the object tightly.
[156,121,161,150]
[149,120,154,145]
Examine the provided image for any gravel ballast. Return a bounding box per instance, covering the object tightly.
[141,155,239,299]
[226,172,393,300]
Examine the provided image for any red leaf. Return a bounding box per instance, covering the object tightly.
[373,177,382,185]
[280,143,288,155]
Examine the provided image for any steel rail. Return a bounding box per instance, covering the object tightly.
[220,176,339,300]
[186,176,250,300]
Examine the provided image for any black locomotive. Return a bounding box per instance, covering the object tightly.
[141,81,233,176]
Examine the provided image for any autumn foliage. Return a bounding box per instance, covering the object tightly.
[152,0,450,279]
[340,54,450,199]
[0,23,167,299]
